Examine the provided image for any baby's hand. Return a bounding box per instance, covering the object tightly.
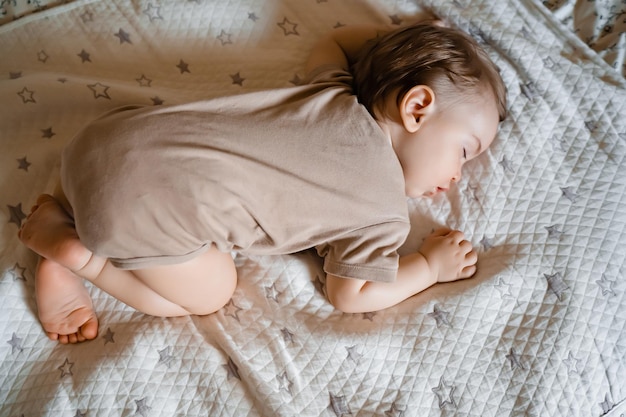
[418,228,478,283]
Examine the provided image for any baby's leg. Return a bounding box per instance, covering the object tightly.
[19,194,99,343]
[19,193,237,343]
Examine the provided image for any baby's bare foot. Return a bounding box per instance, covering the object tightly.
[19,194,91,271]
[36,258,98,344]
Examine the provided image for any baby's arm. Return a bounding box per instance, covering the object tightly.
[326,229,477,313]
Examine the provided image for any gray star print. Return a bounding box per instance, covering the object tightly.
[58,358,74,378]
[143,4,162,22]
[329,393,351,416]
[596,274,616,297]
[8,263,27,281]
[345,345,363,363]
[217,30,232,46]
[17,87,36,103]
[103,327,115,344]
[8,204,27,227]
[41,127,55,138]
[506,348,525,370]
[7,333,23,353]
[277,17,298,36]
[114,28,132,44]
[223,357,241,380]
[428,304,451,328]
[277,371,293,395]
[265,283,281,302]
[560,186,578,203]
[545,225,563,240]
[544,272,569,301]
[432,377,457,408]
[87,82,111,99]
[135,398,151,417]
[158,346,175,368]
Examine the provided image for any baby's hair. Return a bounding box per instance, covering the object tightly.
[352,22,507,121]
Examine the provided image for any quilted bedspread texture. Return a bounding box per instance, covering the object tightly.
[0,0,625,416]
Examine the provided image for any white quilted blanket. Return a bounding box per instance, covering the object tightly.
[1,0,624,416]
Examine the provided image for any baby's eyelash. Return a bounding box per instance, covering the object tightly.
[463,148,467,159]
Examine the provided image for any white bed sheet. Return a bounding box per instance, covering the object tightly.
[1,0,625,416]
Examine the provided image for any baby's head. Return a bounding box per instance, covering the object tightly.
[352,23,507,198]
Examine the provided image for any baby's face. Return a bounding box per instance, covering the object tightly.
[396,94,500,198]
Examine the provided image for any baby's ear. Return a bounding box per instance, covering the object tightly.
[399,85,435,133]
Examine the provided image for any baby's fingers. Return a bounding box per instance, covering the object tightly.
[459,264,477,279]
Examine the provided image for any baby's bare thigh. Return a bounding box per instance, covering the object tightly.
[132,244,237,316]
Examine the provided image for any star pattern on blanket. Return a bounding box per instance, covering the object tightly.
[265,283,282,302]
[73,410,86,417]
[7,333,24,354]
[87,82,111,100]
[223,357,241,380]
[7,203,26,227]
[563,351,581,375]
[77,49,91,63]
[463,183,479,201]
[3,2,626,415]
[136,74,152,87]
[385,403,406,417]
[277,17,298,36]
[549,134,568,152]
[520,81,539,100]
[560,186,578,203]
[277,371,293,395]
[223,299,243,322]
[506,348,526,370]
[103,327,115,344]
[217,30,233,46]
[37,50,48,63]
[58,358,74,378]
[41,127,55,139]
[17,87,36,103]
[114,28,132,44]
[544,272,569,301]
[362,311,376,321]
[599,394,615,414]
[494,276,514,299]
[329,393,351,416]
[143,4,162,22]
[545,225,563,240]
[230,72,245,86]
[135,398,151,417]
[345,345,363,363]
[432,377,457,409]
[8,263,27,281]
[280,327,295,344]
[158,346,175,368]
[596,274,616,297]
[499,155,514,173]
[480,236,494,250]
[428,304,451,328]
[176,59,190,74]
